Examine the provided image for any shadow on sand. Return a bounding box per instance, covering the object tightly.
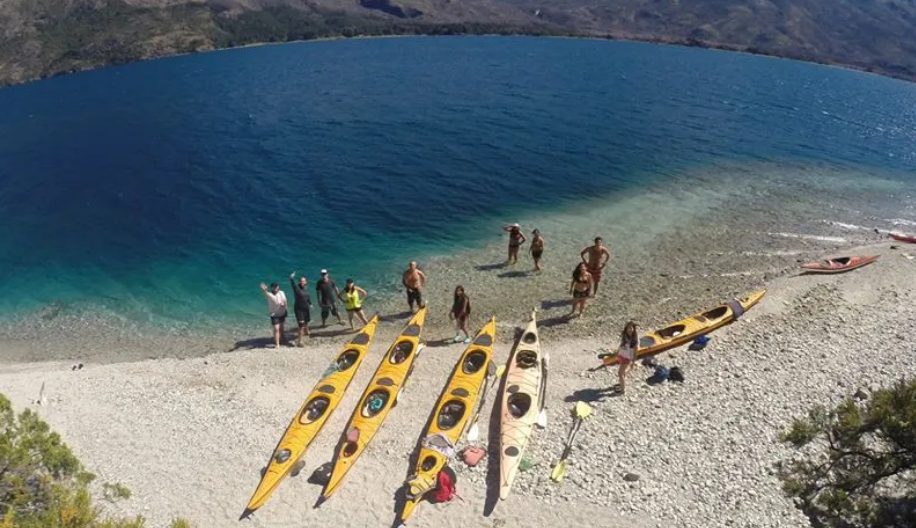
[475,262,507,271]
[380,310,414,322]
[540,298,572,309]
[497,270,529,278]
[564,386,618,403]
[538,314,573,328]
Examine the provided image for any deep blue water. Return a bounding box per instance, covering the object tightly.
[1,36,914,328]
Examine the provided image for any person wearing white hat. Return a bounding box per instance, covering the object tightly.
[502,223,527,265]
[315,269,344,327]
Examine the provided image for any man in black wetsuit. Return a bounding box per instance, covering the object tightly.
[316,269,344,327]
[289,271,312,347]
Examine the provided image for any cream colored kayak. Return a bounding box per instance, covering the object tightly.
[318,307,428,503]
[399,317,496,524]
[241,316,379,517]
[498,311,545,500]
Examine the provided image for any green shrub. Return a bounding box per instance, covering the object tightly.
[777,379,916,527]
[0,393,191,528]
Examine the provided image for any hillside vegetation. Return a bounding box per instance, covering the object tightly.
[1,0,915,86]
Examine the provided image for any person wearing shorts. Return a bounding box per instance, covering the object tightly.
[259,281,287,348]
[289,271,312,347]
[580,236,611,296]
[616,321,639,394]
[315,269,344,327]
[402,261,427,313]
[339,278,370,329]
[450,285,472,343]
[529,229,545,271]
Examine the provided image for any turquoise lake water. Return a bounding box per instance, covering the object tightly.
[0,36,914,330]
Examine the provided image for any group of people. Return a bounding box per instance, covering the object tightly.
[257,225,631,389]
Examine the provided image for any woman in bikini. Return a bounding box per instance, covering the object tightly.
[568,262,593,318]
[616,321,639,394]
[449,285,472,343]
[503,223,526,265]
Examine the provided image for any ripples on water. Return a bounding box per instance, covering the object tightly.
[0,36,914,329]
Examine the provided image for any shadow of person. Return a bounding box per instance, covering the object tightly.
[497,270,528,278]
[538,314,574,328]
[380,311,413,322]
[540,298,573,309]
[564,387,617,404]
[475,262,508,271]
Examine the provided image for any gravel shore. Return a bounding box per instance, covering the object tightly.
[1,239,914,527]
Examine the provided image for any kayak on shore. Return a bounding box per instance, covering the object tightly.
[599,290,766,367]
[318,307,428,504]
[801,255,879,274]
[241,316,380,517]
[398,317,497,525]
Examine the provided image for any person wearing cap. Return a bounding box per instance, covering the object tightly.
[338,278,369,329]
[402,261,427,313]
[315,269,344,327]
[503,223,526,265]
[289,271,312,346]
[529,229,545,271]
[259,281,288,348]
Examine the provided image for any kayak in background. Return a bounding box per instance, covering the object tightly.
[890,233,916,244]
[242,316,380,518]
[599,290,766,367]
[801,255,879,274]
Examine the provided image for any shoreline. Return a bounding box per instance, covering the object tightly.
[1,162,912,365]
[3,32,914,93]
[1,239,913,527]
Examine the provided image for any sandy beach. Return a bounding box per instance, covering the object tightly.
[1,235,914,527]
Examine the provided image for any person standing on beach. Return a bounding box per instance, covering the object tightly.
[289,272,312,347]
[529,229,545,271]
[616,321,639,394]
[402,261,427,313]
[568,263,594,318]
[580,237,611,296]
[316,269,344,327]
[503,223,527,265]
[449,285,472,343]
[259,281,288,348]
[339,279,370,330]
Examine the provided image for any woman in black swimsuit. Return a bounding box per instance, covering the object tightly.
[503,223,526,265]
[568,262,593,318]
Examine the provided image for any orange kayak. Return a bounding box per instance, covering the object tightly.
[801,255,878,274]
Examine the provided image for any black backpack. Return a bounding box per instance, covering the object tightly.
[668,366,685,382]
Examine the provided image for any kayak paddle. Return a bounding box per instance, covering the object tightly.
[550,401,593,482]
[535,351,550,428]
[466,361,504,443]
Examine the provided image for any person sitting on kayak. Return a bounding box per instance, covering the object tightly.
[338,279,369,330]
[529,229,545,271]
[503,223,526,265]
[449,285,472,344]
[615,321,639,394]
[568,263,593,318]
[580,237,610,296]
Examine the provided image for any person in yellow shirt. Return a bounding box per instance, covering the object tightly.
[338,278,369,330]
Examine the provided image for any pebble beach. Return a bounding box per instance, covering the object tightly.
[1,164,914,527]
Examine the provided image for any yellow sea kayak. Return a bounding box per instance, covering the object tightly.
[318,307,428,503]
[241,316,380,517]
[601,290,766,366]
[499,311,544,500]
[399,317,496,524]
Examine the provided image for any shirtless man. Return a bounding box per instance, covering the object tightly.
[402,261,427,313]
[529,229,545,271]
[580,237,611,295]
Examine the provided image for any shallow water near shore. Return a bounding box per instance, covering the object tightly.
[0,36,915,361]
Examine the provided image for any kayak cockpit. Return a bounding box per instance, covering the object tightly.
[437,400,466,430]
[299,396,330,424]
[507,393,532,418]
[390,341,414,364]
[516,350,538,368]
[336,349,360,371]
[462,351,487,374]
[362,389,390,418]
